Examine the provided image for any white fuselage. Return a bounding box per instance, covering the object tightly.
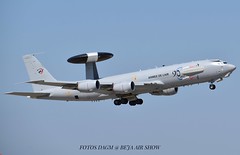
[40,59,235,101]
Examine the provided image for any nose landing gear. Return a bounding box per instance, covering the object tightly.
[209,83,216,90]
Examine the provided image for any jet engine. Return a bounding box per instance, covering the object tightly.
[113,81,135,93]
[77,80,100,92]
[150,87,178,96]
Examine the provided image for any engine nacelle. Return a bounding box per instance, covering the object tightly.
[150,87,178,96]
[113,81,135,93]
[77,80,100,92]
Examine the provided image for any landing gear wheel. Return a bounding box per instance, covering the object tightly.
[136,99,143,105]
[120,98,128,104]
[129,99,143,106]
[114,100,121,106]
[209,84,216,90]
[129,101,136,106]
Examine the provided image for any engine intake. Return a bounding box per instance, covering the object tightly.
[77,80,100,92]
[113,81,135,93]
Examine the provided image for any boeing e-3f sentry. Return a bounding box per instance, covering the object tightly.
[6,52,236,106]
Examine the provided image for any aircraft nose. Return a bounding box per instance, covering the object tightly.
[227,64,236,72]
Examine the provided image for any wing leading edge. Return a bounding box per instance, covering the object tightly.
[26,80,78,89]
[5,92,50,98]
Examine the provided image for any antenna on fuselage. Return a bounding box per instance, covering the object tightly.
[67,52,113,80]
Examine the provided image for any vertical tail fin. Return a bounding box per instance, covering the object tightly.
[23,54,57,92]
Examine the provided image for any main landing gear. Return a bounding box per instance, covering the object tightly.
[114,98,143,106]
[209,83,216,90]
[129,99,143,106]
[114,98,128,105]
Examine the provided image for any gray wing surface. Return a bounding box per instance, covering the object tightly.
[26,80,78,89]
[5,92,50,98]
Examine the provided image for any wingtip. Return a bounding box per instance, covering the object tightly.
[5,92,14,95]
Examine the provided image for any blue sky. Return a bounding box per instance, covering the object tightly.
[1,0,239,155]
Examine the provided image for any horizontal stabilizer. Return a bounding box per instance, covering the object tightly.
[26,80,78,89]
[5,92,50,98]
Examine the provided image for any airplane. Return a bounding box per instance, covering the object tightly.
[6,52,236,106]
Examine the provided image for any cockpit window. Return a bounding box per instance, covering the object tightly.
[211,59,227,64]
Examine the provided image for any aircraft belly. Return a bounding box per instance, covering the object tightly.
[48,89,112,101]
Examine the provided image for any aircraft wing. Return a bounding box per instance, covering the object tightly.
[25,80,165,94]
[97,80,165,101]
[97,80,164,94]
[143,80,164,86]
[26,80,78,89]
[5,92,50,98]
[136,80,165,92]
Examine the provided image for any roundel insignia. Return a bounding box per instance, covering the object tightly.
[37,68,44,74]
